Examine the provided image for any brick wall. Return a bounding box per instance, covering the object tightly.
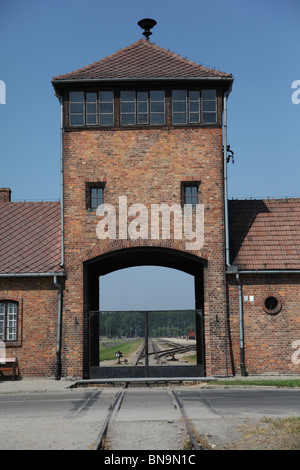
[227,273,300,375]
[62,126,229,377]
[0,277,59,377]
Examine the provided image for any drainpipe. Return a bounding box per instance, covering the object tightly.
[54,92,65,268]
[235,273,246,376]
[54,275,62,380]
[223,87,232,268]
[223,83,247,376]
[53,91,64,380]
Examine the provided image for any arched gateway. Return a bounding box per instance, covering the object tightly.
[1,21,299,380]
[84,246,206,378]
[52,22,233,380]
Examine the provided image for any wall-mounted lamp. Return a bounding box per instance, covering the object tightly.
[223,144,235,164]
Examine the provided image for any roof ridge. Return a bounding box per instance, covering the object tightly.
[52,39,146,81]
[146,40,225,75]
[52,38,232,81]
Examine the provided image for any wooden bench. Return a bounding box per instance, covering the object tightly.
[0,357,20,380]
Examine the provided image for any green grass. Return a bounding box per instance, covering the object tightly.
[184,353,197,364]
[210,379,300,388]
[234,417,300,450]
[100,339,143,362]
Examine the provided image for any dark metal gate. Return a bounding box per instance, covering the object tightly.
[89,310,205,379]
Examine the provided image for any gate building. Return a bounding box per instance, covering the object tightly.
[1,21,299,379]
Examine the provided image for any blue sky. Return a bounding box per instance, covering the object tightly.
[1,0,299,309]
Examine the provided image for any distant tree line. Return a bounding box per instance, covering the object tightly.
[99,310,196,338]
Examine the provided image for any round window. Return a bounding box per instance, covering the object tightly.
[263,296,281,315]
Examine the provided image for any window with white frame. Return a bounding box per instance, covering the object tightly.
[172,89,217,125]
[0,302,18,342]
[120,90,165,126]
[68,88,218,127]
[69,91,114,126]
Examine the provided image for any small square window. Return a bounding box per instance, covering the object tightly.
[86,183,105,210]
[181,182,200,206]
[185,186,198,205]
[91,188,104,209]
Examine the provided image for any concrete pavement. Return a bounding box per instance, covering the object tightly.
[0,375,300,450]
[1,374,300,394]
[0,377,77,394]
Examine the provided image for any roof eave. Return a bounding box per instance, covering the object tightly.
[229,269,300,274]
[52,76,234,85]
[0,272,65,277]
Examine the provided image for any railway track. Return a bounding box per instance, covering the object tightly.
[134,338,163,366]
[91,338,202,450]
[134,338,196,366]
[93,381,203,451]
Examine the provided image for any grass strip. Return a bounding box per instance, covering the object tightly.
[211,379,300,388]
[100,339,143,362]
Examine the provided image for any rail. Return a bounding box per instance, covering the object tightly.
[133,338,196,365]
[171,390,202,451]
[93,381,204,451]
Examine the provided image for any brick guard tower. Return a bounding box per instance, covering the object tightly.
[1,21,298,379]
[52,20,234,379]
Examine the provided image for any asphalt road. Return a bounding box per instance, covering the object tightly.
[0,386,299,450]
[177,388,300,417]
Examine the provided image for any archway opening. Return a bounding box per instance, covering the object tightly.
[100,266,195,311]
[84,247,206,378]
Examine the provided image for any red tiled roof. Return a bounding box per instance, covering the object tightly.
[52,39,232,82]
[229,198,300,270]
[2,198,299,275]
[0,201,63,274]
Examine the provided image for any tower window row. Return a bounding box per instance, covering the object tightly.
[68,89,217,127]
[86,182,200,211]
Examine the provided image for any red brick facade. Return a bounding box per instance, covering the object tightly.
[227,274,300,375]
[1,36,299,379]
[0,277,59,377]
[62,127,228,378]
